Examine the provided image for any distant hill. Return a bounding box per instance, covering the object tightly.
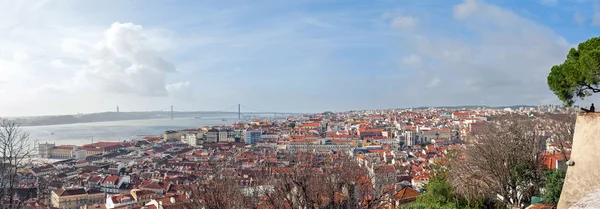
[13,111,241,126]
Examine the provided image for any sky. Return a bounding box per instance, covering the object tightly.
[0,0,599,116]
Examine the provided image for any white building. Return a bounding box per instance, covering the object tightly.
[183,133,198,147]
[106,194,137,209]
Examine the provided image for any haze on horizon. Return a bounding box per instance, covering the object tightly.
[1,0,599,117]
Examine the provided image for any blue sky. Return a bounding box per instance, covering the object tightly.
[0,0,599,116]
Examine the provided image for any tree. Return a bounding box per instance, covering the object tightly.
[545,113,575,161]
[543,169,566,205]
[0,119,37,209]
[187,158,250,209]
[259,154,370,209]
[413,177,459,208]
[548,36,600,107]
[449,116,547,208]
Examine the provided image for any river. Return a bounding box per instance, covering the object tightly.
[21,115,237,146]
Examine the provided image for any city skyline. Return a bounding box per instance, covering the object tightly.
[1,0,600,116]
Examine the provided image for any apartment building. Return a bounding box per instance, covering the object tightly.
[245,130,262,145]
[50,145,75,159]
[206,129,219,143]
[51,188,105,209]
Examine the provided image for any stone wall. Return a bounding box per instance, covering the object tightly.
[558,113,600,209]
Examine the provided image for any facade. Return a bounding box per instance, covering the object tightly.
[260,133,279,142]
[100,175,121,194]
[72,147,87,160]
[245,130,262,144]
[183,133,198,147]
[131,189,156,206]
[218,130,235,142]
[38,142,55,158]
[51,188,105,209]
[206,129,219,143]
[163,130,180,141]
[78,142,122,157]
[402,131,415,146]
[50,145,75,159]
[106,194,137,209]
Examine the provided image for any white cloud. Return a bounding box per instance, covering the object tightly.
[400,54,421,66]
[60,22,180,97]
[0,0,587,115]
[453,0,479,20]
[50,59,66,68]
[166,81,193,101]
[394,0,571,106]
[13,51,29,62]
[391,16,418,28]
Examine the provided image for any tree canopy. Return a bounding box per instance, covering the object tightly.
[543,169,566,205]
[548,37,600,107]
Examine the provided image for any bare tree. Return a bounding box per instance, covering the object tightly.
[545,113,575,161]
[449,116,547,208]
[0,119,37,209]
[257,153,392,209]
[192,178,248,209]
[359,165,397,209]
[187,157,250,209]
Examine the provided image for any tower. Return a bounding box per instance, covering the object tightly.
[171,105,174,120]
[117,105,119,113]
[238,104,241,120]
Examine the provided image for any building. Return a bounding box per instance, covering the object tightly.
[183,133,198,147]
[78,142,123,157]
[50,145,75,159]
[51,188,105,209]
[72,147,87,160]
[100,175,121,194]
[393,187,421,207]
[402,131,417,147]
[218,130,235,142]
[38,142,55,158]
[260,133,279,142]
[163,130,180,141]
[130,189,156,206]
[452,111,470,119]
[245,130,262,145]
[542,151,569,171]
[206,129,219,143]
[105,194,137,209]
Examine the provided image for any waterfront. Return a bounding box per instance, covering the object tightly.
[22,116,236,145]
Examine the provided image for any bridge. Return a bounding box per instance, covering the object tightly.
[139,104,302,121]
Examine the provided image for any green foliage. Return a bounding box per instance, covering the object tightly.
[543,169,566,205]
[403,177,488,209]
[548,36,600,107]
[402,202,462,209]
[416,178,455,205]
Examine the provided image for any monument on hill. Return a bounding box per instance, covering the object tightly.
[557,113,600,208]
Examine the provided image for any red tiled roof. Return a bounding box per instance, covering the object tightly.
[111,194,134,203]
[103,175,119,184]
[528,203,554,209]
[393,187,420,201]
